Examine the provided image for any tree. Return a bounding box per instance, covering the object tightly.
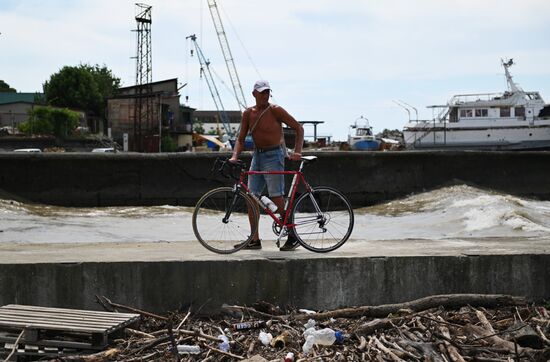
[193,119,205,134]
[81,64,121,101]
[19,107,80,138]
[42,64,120,119]
[0,80,16,93]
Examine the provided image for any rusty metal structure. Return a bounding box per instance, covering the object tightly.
[133,3,154,152]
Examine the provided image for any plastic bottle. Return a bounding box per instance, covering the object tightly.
[302,328,338,355]
[313,328,338,345]
[284,352,295,362]
[258,331,273,346]
[260,196,278,212]
[218,334,230,352]
[177,345,201,354]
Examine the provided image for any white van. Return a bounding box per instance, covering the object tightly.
[14,148,42,153]
[91,148,115,153]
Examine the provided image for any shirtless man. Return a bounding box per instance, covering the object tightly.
[229,80,304,251]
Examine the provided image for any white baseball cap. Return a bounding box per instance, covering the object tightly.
[253,80,271,92]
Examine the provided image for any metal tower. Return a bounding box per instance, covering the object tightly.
[134,3,153,152]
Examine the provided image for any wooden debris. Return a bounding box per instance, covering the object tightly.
[22,294,549,361]
[291,293,526,320]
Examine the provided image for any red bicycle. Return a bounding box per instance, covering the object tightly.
[192,156,354,254]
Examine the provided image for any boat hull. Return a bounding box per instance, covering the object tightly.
[404,122,550,150]
[350,139,380,151]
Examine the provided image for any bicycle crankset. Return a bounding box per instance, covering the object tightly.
[272,219,288,237]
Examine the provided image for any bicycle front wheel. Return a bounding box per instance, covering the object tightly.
[192,187,258,254]
[291,187,354,253]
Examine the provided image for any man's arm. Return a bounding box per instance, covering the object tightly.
[229,109,250,162]
[273,106,304,160]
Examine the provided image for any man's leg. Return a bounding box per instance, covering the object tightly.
[248,202,260,241]
[242,153,263,248]
[271,196,285,217]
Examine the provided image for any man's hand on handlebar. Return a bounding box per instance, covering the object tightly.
[288,151,302,161]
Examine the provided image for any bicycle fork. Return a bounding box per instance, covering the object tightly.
[222,186,241,223]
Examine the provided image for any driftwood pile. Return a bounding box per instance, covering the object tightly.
[46,294,550,361]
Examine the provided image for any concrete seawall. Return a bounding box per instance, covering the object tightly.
[1,238,549,314]
[1,151,550,207]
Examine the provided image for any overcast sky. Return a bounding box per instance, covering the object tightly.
[1,0,549,141]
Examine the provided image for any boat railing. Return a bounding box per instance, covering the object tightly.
[448,92,506,105]
[404,121,437,147]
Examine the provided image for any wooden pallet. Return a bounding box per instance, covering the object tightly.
[1,339,79,359]
[0,304,140,353]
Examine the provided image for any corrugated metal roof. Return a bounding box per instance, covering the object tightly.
[0,93,41,105]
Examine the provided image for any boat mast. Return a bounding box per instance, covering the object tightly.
[502,59,523,93]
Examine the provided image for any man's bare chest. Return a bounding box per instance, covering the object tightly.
[249,111,280,131]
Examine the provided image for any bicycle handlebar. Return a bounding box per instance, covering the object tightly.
[212,157,246,180]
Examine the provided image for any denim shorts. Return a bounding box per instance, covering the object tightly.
[248,146,285,197]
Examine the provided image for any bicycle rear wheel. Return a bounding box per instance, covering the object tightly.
[192,187,258,254]
[291,187,354,253]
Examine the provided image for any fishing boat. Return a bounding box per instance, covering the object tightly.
[403,59,550,150]
[348,116,380,151]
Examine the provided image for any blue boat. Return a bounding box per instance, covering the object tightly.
[348,117,380,151]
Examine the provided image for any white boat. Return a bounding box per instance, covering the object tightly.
[403,59,550,150]
[348,116,380,151]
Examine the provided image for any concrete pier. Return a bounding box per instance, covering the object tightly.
[1,238,548,314]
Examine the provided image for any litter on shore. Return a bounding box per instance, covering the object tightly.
[3,294,549,361]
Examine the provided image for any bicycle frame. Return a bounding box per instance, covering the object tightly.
[235,161,314,231]
[196,156,353,253]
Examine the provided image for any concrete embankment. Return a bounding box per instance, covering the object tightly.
[0,238,548,314]
[1,150,550,207]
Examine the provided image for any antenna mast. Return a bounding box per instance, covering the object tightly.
[502,58,522,93]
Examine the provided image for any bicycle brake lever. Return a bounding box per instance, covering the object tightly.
[211,157,222,172]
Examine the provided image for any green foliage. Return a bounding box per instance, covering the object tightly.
[81,64,121,100]
[161,135,177,152]
[42,64,120,119]
[193,119,205,134]
[19,107,80,138]
[0,80,16,92]
[33,92,47,105]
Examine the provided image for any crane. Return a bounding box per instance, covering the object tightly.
[186,34,234,139]
[206,0,247,111]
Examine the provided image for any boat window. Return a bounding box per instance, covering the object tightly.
[499,107,511,117]
[515,106,525,117]
[459,109,473,118]
[475,109,488,117]
[357,128,372,136]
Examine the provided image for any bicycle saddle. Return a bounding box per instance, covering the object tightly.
[301,155,318,163]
